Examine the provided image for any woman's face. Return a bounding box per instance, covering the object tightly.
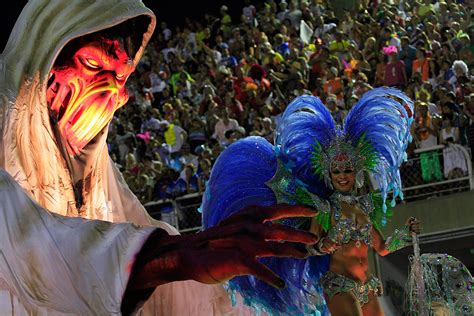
[330,168,356,192]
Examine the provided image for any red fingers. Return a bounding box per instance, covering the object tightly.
[219,203,316,226]
[205,236,308,259]
[239,257,286,289]
[205,250,286,289]
[195,221,318,247]
[260,223,318,244]
[258,204,318,222]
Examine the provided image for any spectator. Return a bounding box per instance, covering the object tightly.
[313,15,337,40]
[178,143,199,171]
[323,66,343,97]
[217,43,238,69]
[399,36,417,79]
[159,120,187,154]
[261,117,275,143]
[276,1,289,22]
[286,1,302,30]
[413,102,440,149]
[417,88,439,116]
[412,102,442,182]
[160,21,172,42]
[141,108,162,134]
[212,107,241,146]
[384,46,407,88]
[225,126,247,145]
[374,53,387,87]
[219,5,232,38]
[177,163,200,195]
[242,0,256,26]
[197,158,212,193]
[329,30,350,62]
[451,60,471,104]
[188,117,208,154]
[326,94,346,125]
[114,123,137,166]
[412,48,430,82]
[228,27,246,57]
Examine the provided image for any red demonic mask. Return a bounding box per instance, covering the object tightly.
[47,38,134,155]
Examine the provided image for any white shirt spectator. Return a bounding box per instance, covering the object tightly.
[148,72,166,94]
[242,4,256,24]
[286,8,302,30]
[212,118,240,145]
[141,117,161,133]
[161,47,178,63]
[163,27,172,41]
[313,23,337,39]
[168,124,187,153]
[186,32,198,54]
[179,153,199,170]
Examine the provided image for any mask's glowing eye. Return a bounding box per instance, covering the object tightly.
[80,56,102,70]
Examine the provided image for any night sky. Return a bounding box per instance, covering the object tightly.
[1,0,257,52]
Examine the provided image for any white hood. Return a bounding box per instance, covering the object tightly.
[0,0,158,222]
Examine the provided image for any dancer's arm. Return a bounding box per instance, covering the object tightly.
[372,217,421,256]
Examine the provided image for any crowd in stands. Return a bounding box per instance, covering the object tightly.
[106,0,474,209]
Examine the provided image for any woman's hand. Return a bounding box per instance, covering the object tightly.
[406,217,421,234]
[307,237,341,255]
[320,238,341,254]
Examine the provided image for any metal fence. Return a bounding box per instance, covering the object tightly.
[144,193,203,233]
[400,144,473,202]
[145,144,473,233]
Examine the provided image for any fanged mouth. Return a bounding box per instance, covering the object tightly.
[49,76,127,155]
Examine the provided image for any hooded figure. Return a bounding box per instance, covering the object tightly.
[0,1,251,314]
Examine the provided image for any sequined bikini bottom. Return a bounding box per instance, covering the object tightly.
[321,271,383,305]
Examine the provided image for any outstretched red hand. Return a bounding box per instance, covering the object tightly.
[129,204,318,290]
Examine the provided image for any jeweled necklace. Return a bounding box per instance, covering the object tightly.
[330,191,357,219]
[330,191,371,248]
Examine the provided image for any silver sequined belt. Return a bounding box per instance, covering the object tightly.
[321,271,383,305]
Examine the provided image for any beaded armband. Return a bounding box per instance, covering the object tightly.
[385,225,411,252]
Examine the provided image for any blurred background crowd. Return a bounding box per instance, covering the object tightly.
[106,0,474,213]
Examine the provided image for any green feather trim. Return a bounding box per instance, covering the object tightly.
[295,187,332,232]
[295,187,313,205]
[310,133,380,179]
[314,211,331,232]
[310,142,325,178]
[356,134,379,171]
[369,192,394,230]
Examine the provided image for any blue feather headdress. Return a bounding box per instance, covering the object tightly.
[309,88,414,219]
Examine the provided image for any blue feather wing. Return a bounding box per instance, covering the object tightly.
[343,87,414,211]
[201,136,329,315]
[201,136,278,228]
[276,95,335,195]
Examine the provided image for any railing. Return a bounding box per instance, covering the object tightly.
[144,144,473,233]
[400,144,473,202]
[144,192,203,233]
